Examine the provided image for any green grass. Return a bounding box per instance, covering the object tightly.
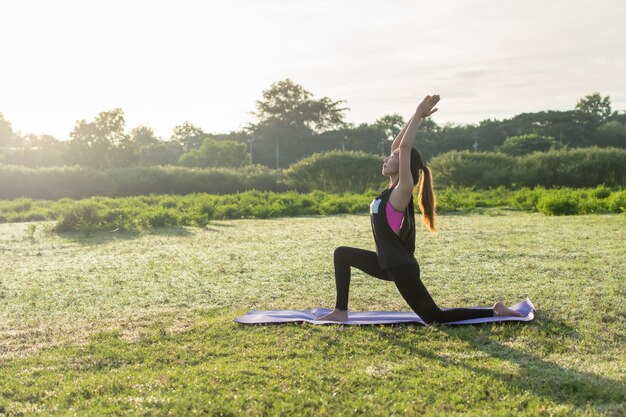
[1,187,625,235]
[1,213,625,416]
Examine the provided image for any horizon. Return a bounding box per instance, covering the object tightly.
[1,93,610,141]
[1,0,625,140]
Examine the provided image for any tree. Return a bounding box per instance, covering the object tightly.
[253,79,347,132]
[612,110,626,124]
[108,136,139,168]
[342,123,388,155]
[0,113,14,147]
[596,121,626,148]
[573,93,614,145]
[138,142,183,166]
[374,114,406,155]
[249,79,349,167]
[171,122,207,152]
[178,137,248,168]
[19,133,60,148]
[130,126,160,146]
[68,108,127,169]
[496,134,564,156]
[576,92,612,124]
[375,114,405,138]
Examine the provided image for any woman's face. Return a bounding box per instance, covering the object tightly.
[382,149,400,176]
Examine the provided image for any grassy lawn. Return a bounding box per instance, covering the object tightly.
[1,212,624,416]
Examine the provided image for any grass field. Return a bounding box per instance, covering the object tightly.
[1,213,625,416]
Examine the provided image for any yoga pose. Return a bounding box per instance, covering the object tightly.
[318,95,523,323]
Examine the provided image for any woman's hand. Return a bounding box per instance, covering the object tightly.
[396,93,440,151]
[416,94,440,118]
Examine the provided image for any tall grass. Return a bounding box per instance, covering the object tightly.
[0,186,624,233]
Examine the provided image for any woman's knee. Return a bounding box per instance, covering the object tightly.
[334,246,351,262]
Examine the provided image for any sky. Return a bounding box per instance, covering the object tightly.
[1,0,625,140]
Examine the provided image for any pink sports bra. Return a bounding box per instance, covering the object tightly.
[386,201,405,233]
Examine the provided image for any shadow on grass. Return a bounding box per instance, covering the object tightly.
[54,225,195,245]
[203,222,236,232]
[364,317,625,411]
[54,222,240,244]
[437,207,530,217]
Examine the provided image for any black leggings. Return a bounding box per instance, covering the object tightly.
[333,246,493,324]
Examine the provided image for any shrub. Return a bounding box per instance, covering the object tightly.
[436,186,472,212]
[2,187,622,233]
[577,198,609,215]
[429,147,626,188]
[607,190,626,213]
[509,187,542,211]
[520,147,626,188]
[0,164,288,199]
[537,194,579,215]
[428,151,517,188]
[101,208,142,231]
[591,185,611,199]
[284,151,385,193]
[141,208,180,228]
[53,202,106,233]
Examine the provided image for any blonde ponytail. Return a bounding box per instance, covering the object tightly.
[417,166,436,231]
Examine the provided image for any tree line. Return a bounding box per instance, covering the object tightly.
[1,79,624,169]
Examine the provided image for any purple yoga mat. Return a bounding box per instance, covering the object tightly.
[234,298,535,325]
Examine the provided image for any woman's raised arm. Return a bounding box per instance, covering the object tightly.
[390,114,414,152]
[389,95,440,211]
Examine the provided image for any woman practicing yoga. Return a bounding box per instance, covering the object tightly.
[318,94,523,323]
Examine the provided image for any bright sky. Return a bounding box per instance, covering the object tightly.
[1,0,625,140]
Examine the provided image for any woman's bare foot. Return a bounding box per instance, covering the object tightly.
[317,309,349,322]
[493,301,524,317]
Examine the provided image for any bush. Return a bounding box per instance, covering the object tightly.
[428,151,517,188]
[1,187,622,233]
[0,164,288,199]
[101,208,142,231]
[429,147,626,189]
[591,185,611,199]
[53,202,106,233]
[141,208,180,228]
[520,147,626,188]
[284,151,385,193]
[607,190,626,213]
[576,198,609,215]
[436,186,473,212]
[537,194,579,215]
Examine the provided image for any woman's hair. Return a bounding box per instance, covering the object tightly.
[410,147,436,231]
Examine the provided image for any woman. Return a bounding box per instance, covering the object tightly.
[318,94,523,323]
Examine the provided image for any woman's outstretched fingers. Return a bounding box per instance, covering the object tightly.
[417,94,441,117]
